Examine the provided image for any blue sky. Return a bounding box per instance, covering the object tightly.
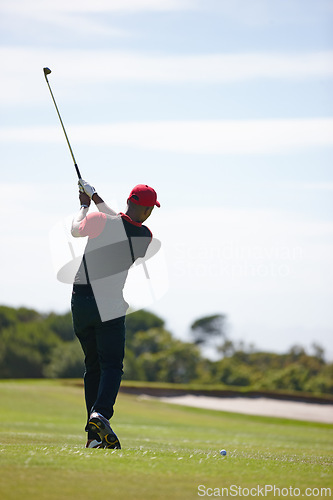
[0,0,332,358]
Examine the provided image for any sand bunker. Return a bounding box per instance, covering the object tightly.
[152,394,333,423]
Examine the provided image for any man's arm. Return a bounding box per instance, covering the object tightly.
[71,192,91,237]
[92,193,117,216]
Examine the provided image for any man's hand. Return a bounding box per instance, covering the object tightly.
[78,179,97,198]
[79,191,91,207]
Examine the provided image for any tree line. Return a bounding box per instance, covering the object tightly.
[0,305,332,395]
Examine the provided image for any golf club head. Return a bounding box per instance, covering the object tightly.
[43,67,51,77]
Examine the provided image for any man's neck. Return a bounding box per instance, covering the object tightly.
[125,208,142,223]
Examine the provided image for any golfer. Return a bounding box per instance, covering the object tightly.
[71,179,160,449]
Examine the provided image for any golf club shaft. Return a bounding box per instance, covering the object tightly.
[43,69,82,179]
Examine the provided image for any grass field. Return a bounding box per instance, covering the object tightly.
[0,380,332,499]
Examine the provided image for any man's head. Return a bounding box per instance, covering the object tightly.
[128,184,160,208]
[126,184,160,223]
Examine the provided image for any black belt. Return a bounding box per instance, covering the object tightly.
[72,284,94,296]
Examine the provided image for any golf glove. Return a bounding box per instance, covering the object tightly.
[78,179,97,198]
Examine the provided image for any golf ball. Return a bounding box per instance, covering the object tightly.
[220,449,227,456]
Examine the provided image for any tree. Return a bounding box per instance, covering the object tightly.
[311,343,325,362]
[288,344,306,362]
[0,305,41,330]
[124,325,201,383]
[190,314,226,349]
[157,341,201,383]
[0,322,61,378]
[0,306,18,330]
[44,340,84,378]
[45,312,75,342]
[125,310,165,348]
[219,339,235,358]
[130,328,172,357]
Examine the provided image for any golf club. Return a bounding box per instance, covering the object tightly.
[43,67,82,179]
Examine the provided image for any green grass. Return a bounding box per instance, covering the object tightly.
[0,380,332,499]
[121,379,333,402]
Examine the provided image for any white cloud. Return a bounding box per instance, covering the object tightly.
[22,49,333,83]
[0,1,196,42]
[0,48,332,105]
[205,0,333,26]
[1,0,194,39]
[36,12,129,38]
[1,119,332,154]
[1,0,195,14]
[284,182,333,192]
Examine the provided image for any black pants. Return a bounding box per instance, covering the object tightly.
[71,289,125,439]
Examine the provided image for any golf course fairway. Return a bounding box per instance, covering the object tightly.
[0,380,332,499]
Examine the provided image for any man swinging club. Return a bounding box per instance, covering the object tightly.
[71,179,160,449]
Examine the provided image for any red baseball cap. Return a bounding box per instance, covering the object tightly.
[128,184,160,208]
